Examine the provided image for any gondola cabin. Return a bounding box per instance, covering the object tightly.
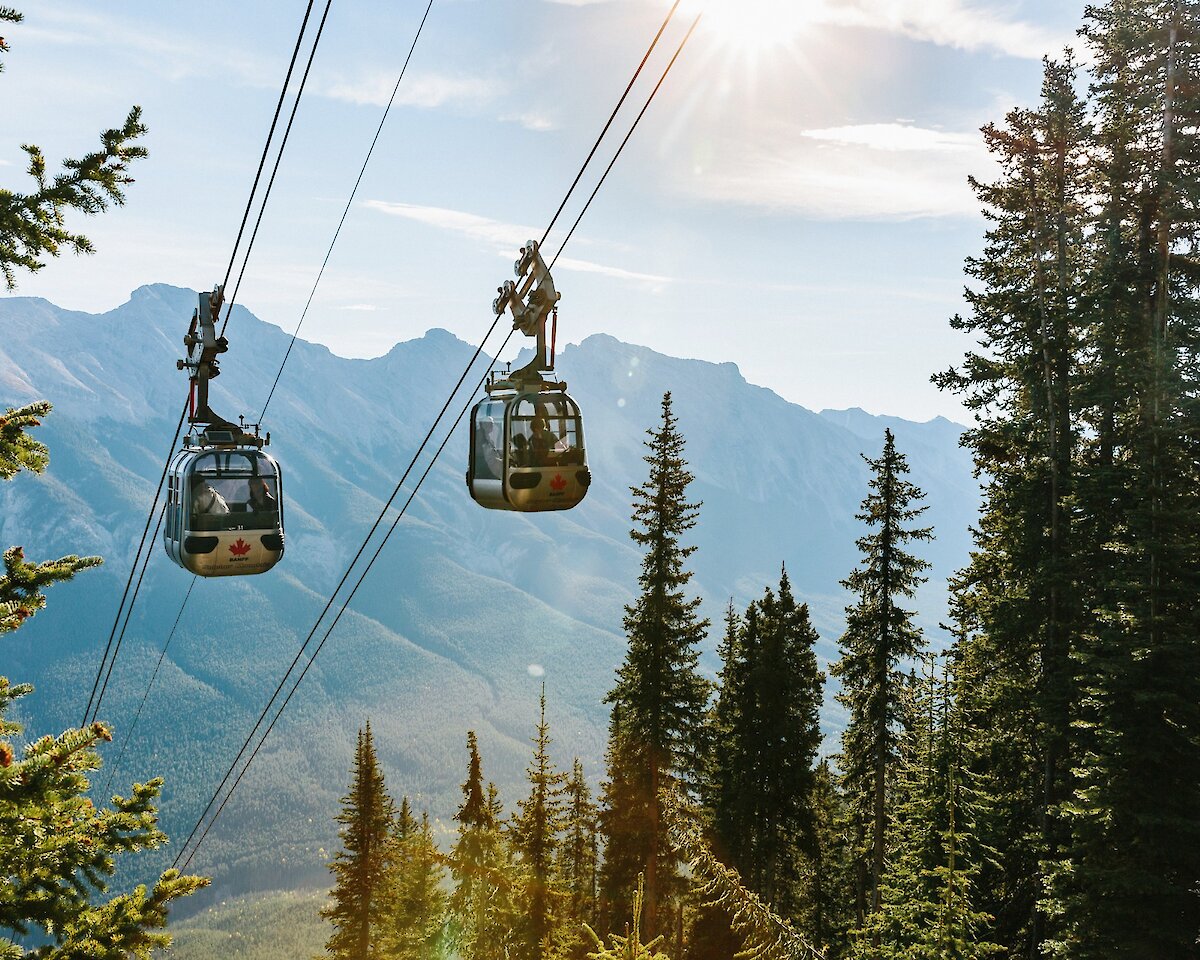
[164,434,285,576]
[468,387,590,511]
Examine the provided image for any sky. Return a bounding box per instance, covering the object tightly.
[1,0,1091,421]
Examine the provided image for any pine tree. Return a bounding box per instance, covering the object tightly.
[378,804,448,960]
[323,723,394,960]
[803,760,853,957]
[932,52,1091,954]
[830,429,932,929]
[1045,4,1200,956]
[447,732,525,960]
[511,686,569,958]
[1,404,207,958]
[602,392,711,939]
[558,758,599,959]
[0,9,147,289]
[705,569,824,922]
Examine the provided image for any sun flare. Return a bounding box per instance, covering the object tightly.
[684,0,817,54]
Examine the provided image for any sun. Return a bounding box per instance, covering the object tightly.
[683,0,817,55]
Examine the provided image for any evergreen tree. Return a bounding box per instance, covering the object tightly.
[1,404,207,958]
[1,8,147,289]
[323,723,394,960]
[803,760,853,958]
[602,392,711,939]
[511,686,569,958]
[378,804,448,960]
[857,656,1001,960]
[447,732,525,960]
[557,758,599,959]
[1046,4,1200,956]
[933,52,1091,954]
[830,429,932,928]
[706,569,824,921]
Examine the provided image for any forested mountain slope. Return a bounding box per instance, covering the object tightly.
[0,284,975,899]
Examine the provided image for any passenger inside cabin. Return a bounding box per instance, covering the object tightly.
[530,415,559,467]
[248,476,277,512]
[192,478,230,515]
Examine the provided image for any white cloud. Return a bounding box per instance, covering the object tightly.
[365,200,672,283]
[807,0,1072,60]
[339,304,380,312]
[323,71,495,109]
[688,121,994,220]
[504,111,558,132]
[802,123,979,153]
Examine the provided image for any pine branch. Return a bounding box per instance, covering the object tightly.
[0,106,147,288]
[661,790,825,960]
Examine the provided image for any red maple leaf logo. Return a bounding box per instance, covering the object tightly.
[229,538,252,556]
[550,474,566,492]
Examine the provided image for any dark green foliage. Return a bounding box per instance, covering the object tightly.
[802,761,853,957]
[830,429,932,926]
[447,732,525,960]
[510,686,569,958]
[0,10,147,288]
[322,723,394,959]
[602,393,711,938]
[933,52,1090,953]
[939,8,1200,955]
[1,402,206,958]
[705,569,825,927]
[856,657,1001,959]
[378,806,448,960]
[557,758,599,959]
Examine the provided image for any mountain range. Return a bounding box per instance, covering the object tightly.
[0,284,977,904]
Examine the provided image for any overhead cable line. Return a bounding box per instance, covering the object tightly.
[261,0,438,422]
[179,324,517,871]
[100,576,197,798]
[113,0,445,854]
[172,9,701,869]
[82,1,330,729]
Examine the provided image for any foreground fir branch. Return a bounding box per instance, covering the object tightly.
[661,791,824,960]
[1,7,147,288]
[1,401,207,957]
[583,876,668,960]
[0,404,101,633]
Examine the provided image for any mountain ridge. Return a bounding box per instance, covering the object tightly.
[1,284,977,904]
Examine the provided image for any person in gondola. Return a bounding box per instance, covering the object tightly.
[530,414,559,467]
[247,476,276,513]
[193,477,229,515]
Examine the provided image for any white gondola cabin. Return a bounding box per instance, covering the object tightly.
[468,385,589,511]
[164,285,285,576]
[165,437,285,576]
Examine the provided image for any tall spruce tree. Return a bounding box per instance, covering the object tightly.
[830,429,932,929]
[378,802,448,960]
[933,53,1091,954]
[558,758,599,959]
[1,403,207,958]
[706,569,824,918]
[511,686,569,958]
[448,732,525,960]
[1046,4,1200,956]
[323,723,394,960]
[602,392,711,940]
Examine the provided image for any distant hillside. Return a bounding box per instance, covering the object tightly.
[0,285,976,904]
